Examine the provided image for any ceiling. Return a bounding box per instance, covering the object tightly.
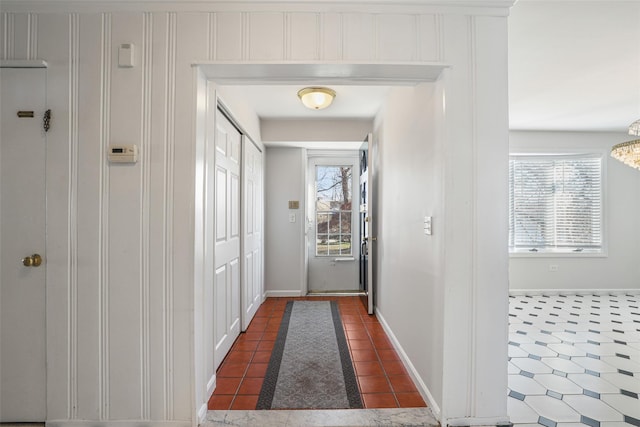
[222,0,640,133]
[220,85,391,119]
[508,0,640,132]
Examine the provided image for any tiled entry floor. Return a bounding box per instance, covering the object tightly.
[208,296,427,410]
[508,294,640,427]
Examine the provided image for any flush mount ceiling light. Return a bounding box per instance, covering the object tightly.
[297,87,336,110]
[611,118,640,170]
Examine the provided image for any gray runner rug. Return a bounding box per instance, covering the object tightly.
[256,301,363,410]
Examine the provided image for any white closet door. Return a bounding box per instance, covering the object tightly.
[213,110,241,370]
[0,68,47,421]
[242,138,263,330]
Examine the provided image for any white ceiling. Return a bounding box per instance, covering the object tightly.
[221,0,640,133]
[220,85,392,119]
[508,0,640,132]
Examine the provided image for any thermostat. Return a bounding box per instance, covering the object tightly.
[108,145,138,163]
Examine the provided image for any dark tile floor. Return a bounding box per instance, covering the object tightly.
[208,296,427,410]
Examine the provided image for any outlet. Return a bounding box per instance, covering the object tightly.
[288,213,296,223]
[549,264,558,272]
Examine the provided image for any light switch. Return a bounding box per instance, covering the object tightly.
[118,43,135,68]
[289,213,296,223]
[424,216,432,235]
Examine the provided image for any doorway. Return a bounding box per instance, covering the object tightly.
[0,67,47,422]
[307,153,360,293]
[194,63,447,423]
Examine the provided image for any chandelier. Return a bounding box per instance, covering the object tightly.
[611,119,640,170]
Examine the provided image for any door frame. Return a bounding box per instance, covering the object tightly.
[193,62,447,423]
[193,74,267,421]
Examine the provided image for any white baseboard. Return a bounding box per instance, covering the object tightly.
[206,374,216,403]
[447,416,511,426]
[374,309,441,422]
[47,421,190,427]
[510,288,640,296]
[198,401,209,425]
[264,290,302,298]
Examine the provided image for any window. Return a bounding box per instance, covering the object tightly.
[509,154,603,254]
[315,165,353,256]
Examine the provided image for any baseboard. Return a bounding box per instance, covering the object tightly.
[206,374,216,404]
[374,309,441,422]
[510,288,640,296]
[264,290,302,298]
[47,421,190,427]
[447,416,511,426]
[198,401,209,425]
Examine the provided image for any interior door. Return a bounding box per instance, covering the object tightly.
[0,67,47,421]
[242,137,263,330]
[213,109,241,370]
[307,155,359,292]
[359,134,375,314]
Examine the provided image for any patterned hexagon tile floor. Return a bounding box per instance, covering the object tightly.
[508,293,640,427]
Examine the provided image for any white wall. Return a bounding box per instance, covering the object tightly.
[264,147,307,296]
[373,83,446,409]
[262,119,373,145]
[216,85,263,145]
[1,2,513,425]
[509,131,640,291]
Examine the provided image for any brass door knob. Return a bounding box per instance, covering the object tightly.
[22,254,42,267]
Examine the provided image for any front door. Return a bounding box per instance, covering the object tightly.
[213,109,241,370]
[0,67,47,421]
[307,155,359,292]
[359,134,375,314]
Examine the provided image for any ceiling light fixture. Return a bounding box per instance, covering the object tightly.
[611,119,640,170]
[297,87,336,110]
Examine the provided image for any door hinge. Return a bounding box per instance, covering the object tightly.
[43,109,51,132]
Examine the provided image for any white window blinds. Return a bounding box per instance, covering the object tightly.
[509,154,603,252]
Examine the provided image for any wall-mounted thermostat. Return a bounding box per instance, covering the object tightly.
[108,145,138,163]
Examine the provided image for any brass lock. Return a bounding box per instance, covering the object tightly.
[22,254,42,267]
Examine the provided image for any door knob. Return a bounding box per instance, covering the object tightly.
[22,254,42,267]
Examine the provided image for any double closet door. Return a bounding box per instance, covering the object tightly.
[211,109,263,371]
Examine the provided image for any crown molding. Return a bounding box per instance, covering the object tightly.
[0,1,516,15]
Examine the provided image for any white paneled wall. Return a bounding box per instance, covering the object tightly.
[0,2,513,425]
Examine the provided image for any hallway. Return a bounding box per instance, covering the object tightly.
[207,296,427,411]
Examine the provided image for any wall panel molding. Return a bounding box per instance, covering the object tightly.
[207,12,215,61]
[140,10,153,421]
[241,12,249,61]
[67,11,80,421]
[5,13,15,58]
[283,12,290,60]
[163,11,177,420]
[98,11,112,421]
[467,14,478,416]
[435,14,444,62]
[27,13,37,59]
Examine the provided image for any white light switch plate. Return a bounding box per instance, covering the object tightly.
[424,216,432,235]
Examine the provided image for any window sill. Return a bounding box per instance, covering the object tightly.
[509,249,607,258]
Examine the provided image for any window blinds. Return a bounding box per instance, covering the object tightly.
[509,155,603,252]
